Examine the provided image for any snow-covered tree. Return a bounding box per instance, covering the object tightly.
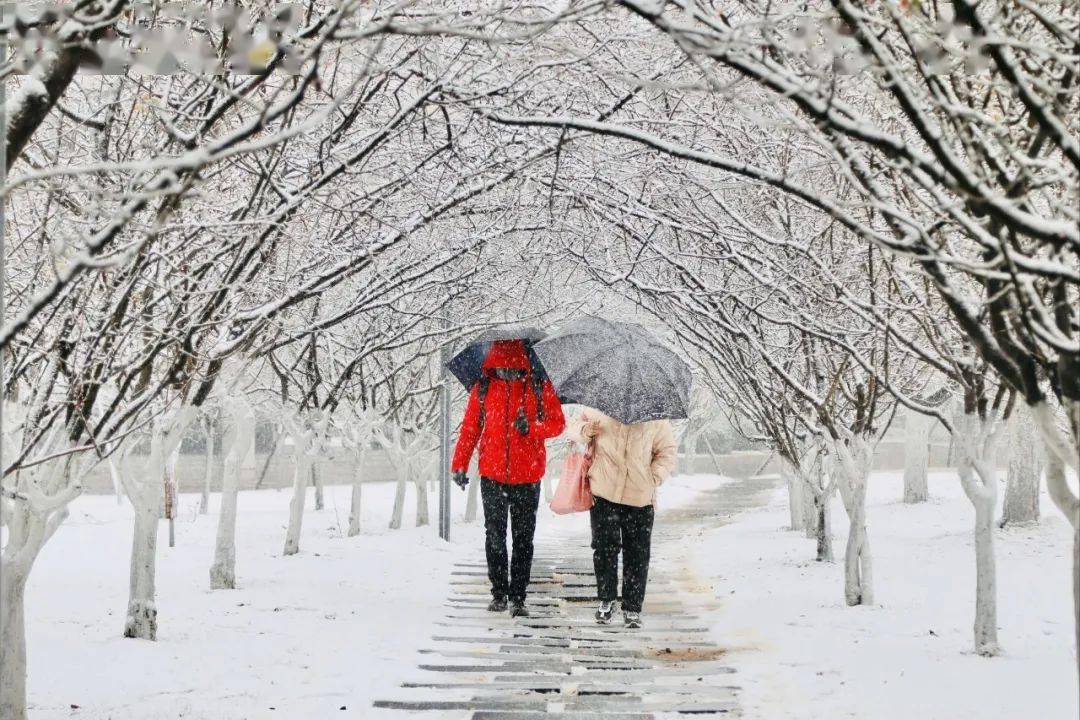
[115,406,197,640]
[208,396,256,590]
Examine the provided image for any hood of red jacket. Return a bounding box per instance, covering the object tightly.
[482,340,531,375]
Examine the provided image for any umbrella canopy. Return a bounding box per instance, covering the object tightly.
[445,325,547,390]
[533,316,692,424]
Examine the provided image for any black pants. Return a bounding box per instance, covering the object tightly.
[481,477,541,603]
[590,496,655,613]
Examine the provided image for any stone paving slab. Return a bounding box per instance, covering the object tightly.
[375,475,781,718]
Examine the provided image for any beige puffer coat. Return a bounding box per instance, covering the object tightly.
[565,407,678,508]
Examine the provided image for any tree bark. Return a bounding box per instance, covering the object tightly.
[784,460,806,531]
[346,452,364,537]
[389,469,407,530]
[200,420,215,514]
[312,463,325,511]
[254,430,280,489]
[903,411,932,503]
[1038,431,1080,679]
[813,490,834,562]
[414,471,430,527]
[972,490,1000,655]
[803,481,819,539]
[210,405,253,589]
[0,565,29,720]
[955,409,1004,656]
[842,493,872,605]
[833,437,873,606]
[6,48,81,168]
[1000,406,1041,526]
[284,451,314,555]
[124,508,159,640]
[209,448,240,589]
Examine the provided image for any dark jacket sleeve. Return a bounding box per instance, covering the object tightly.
[451,383,482,473]
[533,380,566,439]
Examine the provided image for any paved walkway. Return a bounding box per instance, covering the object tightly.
[374,476,779,719]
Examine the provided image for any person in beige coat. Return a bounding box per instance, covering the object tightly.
[565,406,678,628]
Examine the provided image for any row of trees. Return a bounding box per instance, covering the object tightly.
[0,4,582,718]
[2,2,1076,717]
[451,0,1077,661]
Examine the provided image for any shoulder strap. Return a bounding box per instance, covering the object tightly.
[477,376,491,429]
[531,374,545,422]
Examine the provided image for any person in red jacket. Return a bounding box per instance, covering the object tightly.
[451,339,565,616]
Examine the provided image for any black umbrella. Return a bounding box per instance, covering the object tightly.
[532,316,692,424]
[445,325,547,390]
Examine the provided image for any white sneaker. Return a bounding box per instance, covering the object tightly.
[595,601,616,624]
[623,611,642,629]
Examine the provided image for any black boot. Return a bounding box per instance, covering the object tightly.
[509,601,530,618]
[487,596,508,612]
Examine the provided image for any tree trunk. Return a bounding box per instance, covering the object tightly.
[283,453,313,555]
[200,422,215,514]
[843,496,872,605]
[347,449,366,536]
[312,463,325,511]
[1000,407,1041,526]
[414,470,430,527]
[464,474,480,523]
[1037,433,1079,679]
[903,411,932,503]
[541,471,554,502]
[254,431,280,489]
[834,437,873,606]
[0,565,28,720]
[1073,525,1079,677]
[972,491,1000,655]
[209,448,240,589]
[784,461,805,532]
[954,408,1004,656]
[813,490,833,563]
[389,470,407,530]
[803,481,819,539]
[124,508,159,640]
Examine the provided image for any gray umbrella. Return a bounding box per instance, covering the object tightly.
[533,317,692,424]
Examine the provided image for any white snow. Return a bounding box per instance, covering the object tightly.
[23,473,711,718]
[688,470,1079,720]
[23,471,1077,719]
[26,482,474,719]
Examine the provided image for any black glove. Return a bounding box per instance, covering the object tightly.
[452,470,469,491]
[513,408,529,436]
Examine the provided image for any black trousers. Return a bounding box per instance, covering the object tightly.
[481,477,541,603]
[590,495,655,613]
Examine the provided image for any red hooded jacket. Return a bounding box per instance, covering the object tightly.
[452,340,565,485]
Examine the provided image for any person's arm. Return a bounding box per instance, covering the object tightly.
[650,421,678,486]
[565,409,597,444]
[451,383,482,474]
[533,380,567,439]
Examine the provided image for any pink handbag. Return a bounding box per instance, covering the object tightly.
[550,442,595,514]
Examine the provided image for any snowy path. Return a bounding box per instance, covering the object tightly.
[373,475,780,719]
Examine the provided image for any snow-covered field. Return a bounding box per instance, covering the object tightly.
[24,471,1078,719]
[24,474,711,719]
[691,470,1079,720]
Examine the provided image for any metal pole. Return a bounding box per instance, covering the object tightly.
[438,320,452,541]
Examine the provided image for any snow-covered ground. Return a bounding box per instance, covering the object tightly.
[24,474,713,719]
[24,471,1078,719]
[690,470,1079,720]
